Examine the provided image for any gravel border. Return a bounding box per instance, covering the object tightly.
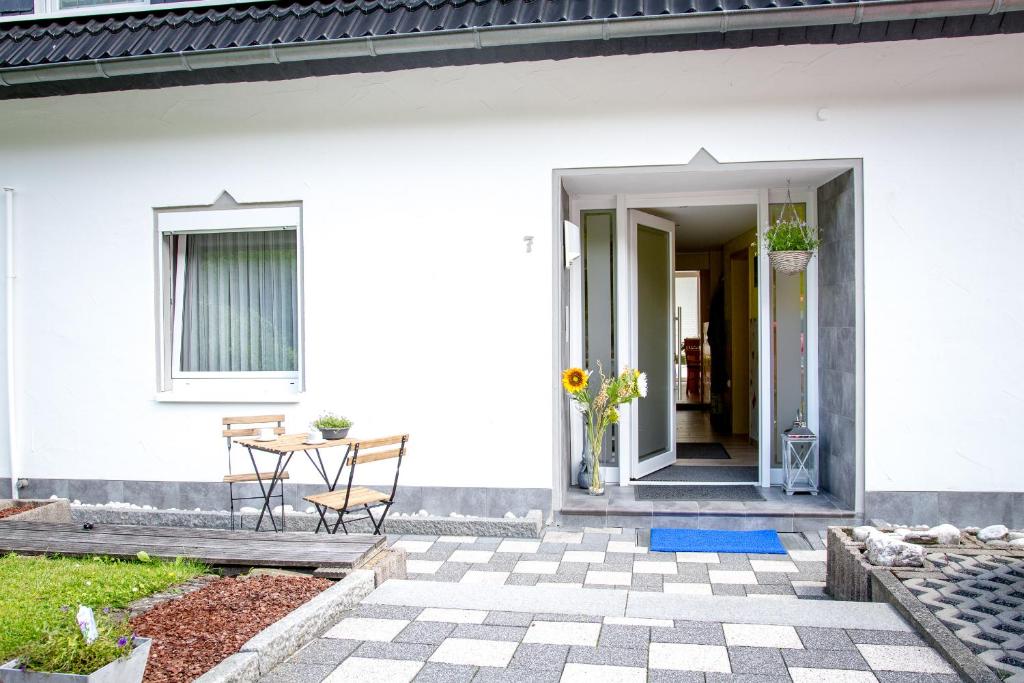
[194,570,375,683]
[71,506,544,538]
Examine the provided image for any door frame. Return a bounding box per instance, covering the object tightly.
[569,188,819,487]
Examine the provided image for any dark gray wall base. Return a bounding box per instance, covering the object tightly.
[865,490,1024,528]
[18,478,551,519]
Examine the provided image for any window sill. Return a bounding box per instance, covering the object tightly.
[154,392,302,404]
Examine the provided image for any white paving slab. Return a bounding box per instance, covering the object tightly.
[560,663,647,683]
[789,669,879,683]
[538,582,584,589]
[676,552,720,564]
[514,560,561,574]
[563,550,606,563]
[324,617,409,642]
[724,623,803,649]
[789,549,828,563]
[323,656,422,683]
[545,531,585,543]
[586,571,632,587]
[524,620,602,646]
[447,550,494,564]
[429,638,518,667]
[632,561,677,575]
[366,580,629,617]
[626,592,914,630]
[750,560,800,573]
[406,560,444,575]
[607,541,648,554]
[604,616,674,627]
[663,583,714,596]
[496,540,541,553]
[436,535,477,543]
[416,608,488,623]
[648,643,731,673]
[460,570,510,585]
[392,540,434,553]
[856,645,955,674]
[708,570,758,584]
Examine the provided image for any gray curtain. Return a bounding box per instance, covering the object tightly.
[180,230,298,372]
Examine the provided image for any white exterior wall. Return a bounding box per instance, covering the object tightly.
[0,33,1022,496]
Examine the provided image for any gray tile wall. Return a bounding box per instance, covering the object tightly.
[817,170,857,510]
[16,478,552,518]
[865,490,1024,528]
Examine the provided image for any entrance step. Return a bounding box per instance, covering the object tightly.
[558,486,859,532]
[365,579,911,632]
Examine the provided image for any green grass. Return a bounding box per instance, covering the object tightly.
[0,553,206,672]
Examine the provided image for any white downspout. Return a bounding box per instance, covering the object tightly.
[2,187,15,500]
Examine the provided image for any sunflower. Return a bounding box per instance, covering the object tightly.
[561,367,588,393]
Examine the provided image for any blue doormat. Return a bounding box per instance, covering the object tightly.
[649,528,787,554]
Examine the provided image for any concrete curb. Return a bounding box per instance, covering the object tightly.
[194,570,375,683]
[870,569,1000,683]
[71,506,544,537]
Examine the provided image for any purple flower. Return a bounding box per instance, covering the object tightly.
[102,607,110,614]
[117,637,129,647]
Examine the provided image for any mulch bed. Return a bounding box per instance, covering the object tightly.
[0,502,42,519]
[129,574,332,683]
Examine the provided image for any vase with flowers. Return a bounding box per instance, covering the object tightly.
[561,364,647,495]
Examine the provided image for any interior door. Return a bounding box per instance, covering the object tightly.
[629,210,677,480]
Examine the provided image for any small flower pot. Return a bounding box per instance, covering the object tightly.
[319,427,350,440]
[0,638,151,683]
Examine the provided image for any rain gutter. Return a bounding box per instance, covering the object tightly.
[0,0,1021,86]
[2,187,15,499]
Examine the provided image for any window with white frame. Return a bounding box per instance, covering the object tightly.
[157,201,303,395]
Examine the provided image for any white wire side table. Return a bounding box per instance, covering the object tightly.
[782,426,819,495]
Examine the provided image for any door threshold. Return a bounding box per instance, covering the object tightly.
[630,480,762,486]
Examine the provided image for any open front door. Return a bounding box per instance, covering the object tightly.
[629,210,676,480]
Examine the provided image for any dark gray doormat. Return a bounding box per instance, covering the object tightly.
[676,442,730,460]
[638,465,758,482]
[635,485,764,501]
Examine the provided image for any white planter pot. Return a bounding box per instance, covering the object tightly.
[0,638,151,683]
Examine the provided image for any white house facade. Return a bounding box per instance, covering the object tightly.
[1,0,1022,528]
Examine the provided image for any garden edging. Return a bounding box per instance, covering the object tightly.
[193,570,375,683]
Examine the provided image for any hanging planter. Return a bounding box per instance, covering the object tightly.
[765,187,819,275]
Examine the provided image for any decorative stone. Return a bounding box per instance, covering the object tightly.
[893,527,912,538]
[978,525,1009,542]
[929,524,961,546]
[1008,538,1024,547]
[852,526,876,542]
[504,512,516,519]
[964,526,980,535]
[865,534,926,568]
[987,540,1010,548]
[901,532,938,545]
[1007,532,1024,541]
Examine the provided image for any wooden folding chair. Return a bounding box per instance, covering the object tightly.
[304,434,409,535]
[222,415,289,530]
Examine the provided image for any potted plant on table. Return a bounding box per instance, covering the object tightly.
[1,606,151,682]
[561,365,647,495]
[764,203,820,275]
[312,412,352,440]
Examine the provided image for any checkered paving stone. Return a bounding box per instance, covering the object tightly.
[263,606,952,682]
[385,527,828,599]
[903,552,1024,679]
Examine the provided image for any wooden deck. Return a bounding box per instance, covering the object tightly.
[0,521,386,569]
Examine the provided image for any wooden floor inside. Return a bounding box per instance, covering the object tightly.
[674,410,757,469]
[0,521,385,569]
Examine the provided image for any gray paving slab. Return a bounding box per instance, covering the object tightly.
[597,624,650,649]
[648,670,706,683]
[626,592,914,630]
[509,643,569,670]
[365,580,629,617]
[353,640,436,661]
[412,662,477,682]
[782,647,870,670]
[652,623,726,646]
[794,627,856,650]
[566,645,648,667]
[449,624,528,642]
[728,646,789,675]
[484,611,535,626]
[257,662,333,683]
[288,638,361,665]
[395,621,457,645]
[845,629,927,646]
[473,666,562,682]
